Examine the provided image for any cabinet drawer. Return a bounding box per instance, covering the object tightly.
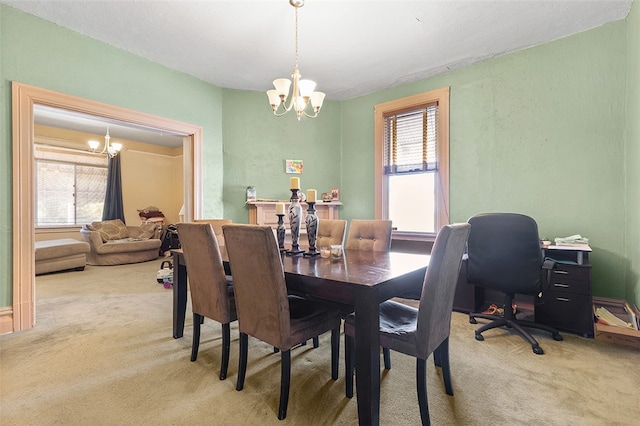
[551,264,591,282]
[535,292,593,337]
[546,279,591,295]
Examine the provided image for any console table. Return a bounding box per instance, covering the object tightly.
[248,201,342,229]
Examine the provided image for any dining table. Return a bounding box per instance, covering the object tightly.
[171,246,430,426]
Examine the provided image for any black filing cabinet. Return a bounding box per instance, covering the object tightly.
[535,250,593,338]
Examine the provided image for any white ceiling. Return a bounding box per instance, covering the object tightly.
[5,0,632,145]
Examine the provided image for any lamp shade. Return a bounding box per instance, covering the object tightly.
[273,78,292,99]
[310,92,326,109]
[298,79,316,98]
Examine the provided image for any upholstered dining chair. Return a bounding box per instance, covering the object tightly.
[176,223,237,380]
[316,219,347,248]
[344,223,470,426]
[193,218,232,246]
[345,219,393,252]
[222,224,342,421]
[466,213,563,355]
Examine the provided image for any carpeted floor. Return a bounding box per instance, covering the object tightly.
[1,260,639,425]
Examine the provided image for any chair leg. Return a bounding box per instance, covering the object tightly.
[436,337,453,396]
[219,323,231,380]
[191,313,202,362]
[236,332,248,391]
[278,350,291,420]
[383,347,391,370]
[416,358,430,426]
[313,336,320,348]
[345,334,354,398]
[331,327,339,380]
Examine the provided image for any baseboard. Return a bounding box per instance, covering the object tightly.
[0,307,14,335]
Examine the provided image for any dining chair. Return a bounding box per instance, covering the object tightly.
[345,219,393,252]
[176,222,237,380]
[222,224,342,421]
[193,218,232,246]
[344,223,471,425]
[316,219,347,248]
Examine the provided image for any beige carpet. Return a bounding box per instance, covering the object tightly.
[1,260,639,425]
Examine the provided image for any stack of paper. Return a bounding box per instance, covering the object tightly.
[595,306,634,329]
[554,234,589,246]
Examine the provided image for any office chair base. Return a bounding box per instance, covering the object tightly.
[470,314,562,355]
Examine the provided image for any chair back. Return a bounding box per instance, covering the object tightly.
[176,223,233,324]
[222,224,291,348]
[193,219,232,246]
[317,219,347,248]
[345,219,392,252]
[416,223,470,358]
[466,213,543,294]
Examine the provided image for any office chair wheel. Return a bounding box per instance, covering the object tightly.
[532,345,544,355]
[469,317,477,324]
[475,333,484,341]
[552,333,563,341]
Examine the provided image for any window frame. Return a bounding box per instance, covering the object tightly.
[34,143,108,228]
[374,87,450,241]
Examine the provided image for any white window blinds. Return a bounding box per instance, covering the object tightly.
[383,103,438,175]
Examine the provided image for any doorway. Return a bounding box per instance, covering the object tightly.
[10,82,203,333]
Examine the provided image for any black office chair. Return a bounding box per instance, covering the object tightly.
[467,213,562,355]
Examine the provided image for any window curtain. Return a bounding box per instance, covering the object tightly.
[383,103,438,175]
[102,154,125,223]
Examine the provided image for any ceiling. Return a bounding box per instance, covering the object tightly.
[4,0,632,145]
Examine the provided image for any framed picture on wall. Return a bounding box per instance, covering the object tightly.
[285,159,303,174]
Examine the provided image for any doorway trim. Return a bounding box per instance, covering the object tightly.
[10,81,203,333]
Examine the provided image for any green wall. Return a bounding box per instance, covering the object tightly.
[0,5,225,306]
[340,20,628,299]
[625,1,640,308]
[221,88,341,223]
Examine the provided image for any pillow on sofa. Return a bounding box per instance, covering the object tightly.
[137,222,158,239]
[91,219,129,242]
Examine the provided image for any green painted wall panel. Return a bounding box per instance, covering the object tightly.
[626,0,640,307]
[341,20,628,299]
[221,88,341,224]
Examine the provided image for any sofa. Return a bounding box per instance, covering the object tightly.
[80,219,162,266]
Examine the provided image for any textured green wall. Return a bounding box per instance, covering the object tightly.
[0,5,225,306]
[221,88,341,224]
[340,20,628,299]
[625,1,640,308]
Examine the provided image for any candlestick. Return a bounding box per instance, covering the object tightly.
[290,177,300,190]
[276,213,286,252]
[276,202,285,215]
[306,189,317,203]
[303,201,320,257]
[286,188,304,256]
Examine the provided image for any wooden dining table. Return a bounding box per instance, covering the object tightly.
[171,247,430,426]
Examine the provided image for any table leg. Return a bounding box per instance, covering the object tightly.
[172,252,187,339]
[354,289,380,426]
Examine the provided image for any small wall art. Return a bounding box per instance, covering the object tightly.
[330,188,340,200]
[285,159,303,174]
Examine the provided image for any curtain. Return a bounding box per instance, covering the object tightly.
[102,154,125,223]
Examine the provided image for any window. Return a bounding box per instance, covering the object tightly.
[374,87,450,240]
[35,145,108,227]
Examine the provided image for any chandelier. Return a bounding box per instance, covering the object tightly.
[88,127,122,158]
[266,0,325,121]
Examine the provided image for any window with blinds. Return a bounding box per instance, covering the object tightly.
[383,103,438,175]
[35,145,108,226]
[374,87,449,238]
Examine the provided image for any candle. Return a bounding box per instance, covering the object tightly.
[306,189,317,203]
[276,203,285,215]
[290,177,300,189]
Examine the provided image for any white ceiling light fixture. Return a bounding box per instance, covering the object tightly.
[267,0,325,121]
[88,127,122,158]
